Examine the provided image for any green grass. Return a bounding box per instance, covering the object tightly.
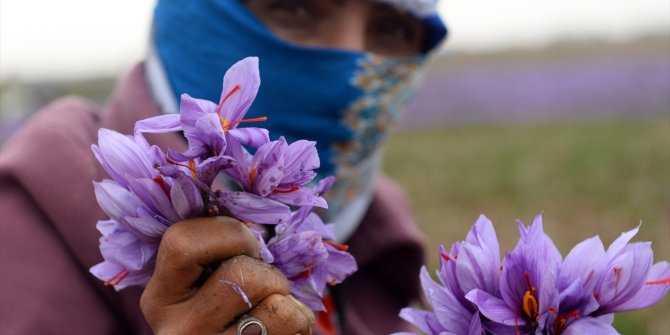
[383,119,670,334]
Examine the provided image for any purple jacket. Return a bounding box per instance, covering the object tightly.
[0,63,426,334]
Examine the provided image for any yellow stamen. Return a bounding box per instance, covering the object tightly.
[188,160,197,179]
[249,167,257,184]
[523,290,539,320]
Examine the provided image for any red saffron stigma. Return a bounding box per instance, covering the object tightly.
[153,176,170,197]
[645,278,670,285]
[613,267,623,293]
[550,309,580,334]
[167,158,198,177]
[583,270,595,288]
[104,269,129,287]
[272,186,300,194]
[217,85,241,115]
[515,316,521,335]
[567,310,580,319]
[523,272,535,292]
[324,240,349,251]
[222,116,268,131]
[440,252,451,262]
[290,269,312,281]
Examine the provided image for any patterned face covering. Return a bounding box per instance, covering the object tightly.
[153,0,446,241]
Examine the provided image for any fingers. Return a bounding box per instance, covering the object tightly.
[222,294,316,335]
[190,255,291,328]
[148,216,260,302]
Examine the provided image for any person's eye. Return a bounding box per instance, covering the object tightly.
[369,13,425,56]
[377,20,416,43]
[266,0,318,25]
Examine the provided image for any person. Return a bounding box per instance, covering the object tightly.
[0,0,447,334]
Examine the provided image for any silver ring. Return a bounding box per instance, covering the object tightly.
[236,315,267,335]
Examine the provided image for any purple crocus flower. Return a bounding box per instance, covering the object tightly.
[90,129,209,287]
[546,225,670,334]
[398,266,485,335]
[266,177,357,311]
[592,226,670,314]
[466,214,561,334]
[439,215,502,311]
[134,57,270,160]
[92,129,208,236]
[89,220,156,290]
[91,129,159,188]
[399,215,498,335]
[94,180,170,242]
[223,136,327,208]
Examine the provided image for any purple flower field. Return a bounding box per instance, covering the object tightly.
[404,36,670,128]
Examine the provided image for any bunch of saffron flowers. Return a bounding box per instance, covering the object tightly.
[397,214,669,335]
[89,57,357,312]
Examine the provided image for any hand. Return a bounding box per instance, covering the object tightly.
[140,216,315,335]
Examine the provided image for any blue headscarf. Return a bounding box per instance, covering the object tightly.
[153,0,447,240]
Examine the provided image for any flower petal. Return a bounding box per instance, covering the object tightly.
[92,129,155,187]
[289,277,325,311]
[606,225,640,259]
[219,57,261,123]
[418,266,472,333]
[268,187,327,208]
[126,177,180,223]
[559,235,606,293]
[134,114,182,134]
[311,245,357,289]
[251,138,287,197]
[170,175,204,219]
[197,154,235,186]
[466,289,521,326]
[124,208,169,241]
[217,191,290,225]
[179,93,218,131]
[596,242,653,313]
[227,127,270,149]
[94,180,140,221]
[250,227,274,263]
[399,307,446,335]
[562,315,619,335]
[270,231,328,277]
[602,260,669,313]
[222,280,253,309]
[281,140,319,185]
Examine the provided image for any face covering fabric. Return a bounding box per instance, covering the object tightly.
[153,0,433,241]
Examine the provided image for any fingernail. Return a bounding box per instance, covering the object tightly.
[287,295,315,330]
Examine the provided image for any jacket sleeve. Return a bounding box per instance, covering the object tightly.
[341,175,426,334]
[0,97,151,334]
[0,175,134,334]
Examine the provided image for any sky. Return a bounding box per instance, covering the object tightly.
[1,0,669,82]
